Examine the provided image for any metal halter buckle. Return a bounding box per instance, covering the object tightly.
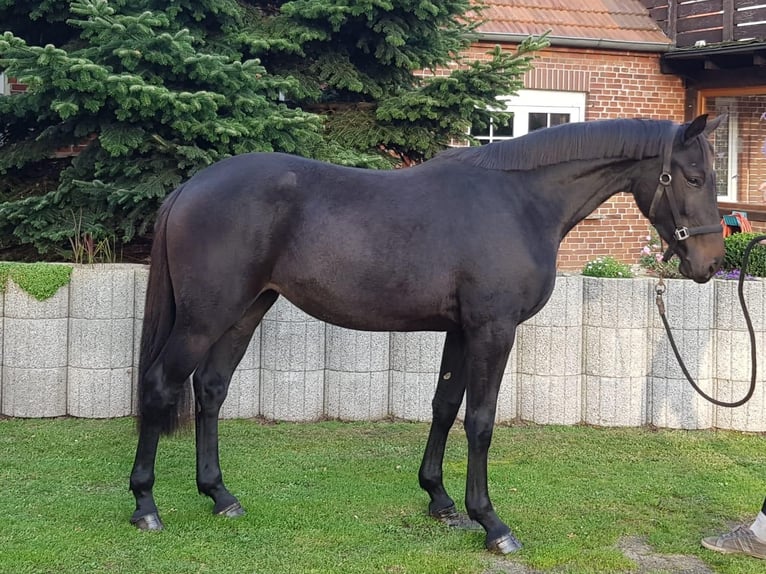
[674,227,690,241]
[659,172,672,186]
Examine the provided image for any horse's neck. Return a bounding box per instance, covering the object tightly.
[545,157,654,238]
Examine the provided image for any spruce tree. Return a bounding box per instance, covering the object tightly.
[0,0,547,258]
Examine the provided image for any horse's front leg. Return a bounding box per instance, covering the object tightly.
[463,324,521,554]
[419,331,479,530]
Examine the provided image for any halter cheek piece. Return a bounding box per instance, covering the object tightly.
[648,125,722,262]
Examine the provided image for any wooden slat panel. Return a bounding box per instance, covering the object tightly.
[734,7,766,25]
[678,0,723,19]
[648,6,669,22]
[677,13,726,32]
[676,27,724,46]
[735,21,766,39]
[640,0,669,9]
[738,0,766,10]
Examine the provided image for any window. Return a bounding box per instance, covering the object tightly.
[472,89,586,144]
[0,72,6,95]
[700,88,766,203]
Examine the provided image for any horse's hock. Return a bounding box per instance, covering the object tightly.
[1,264,765,431]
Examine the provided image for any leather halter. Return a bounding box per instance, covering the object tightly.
[648,125,723,262]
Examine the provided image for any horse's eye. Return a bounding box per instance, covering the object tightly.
[686,177,703,188]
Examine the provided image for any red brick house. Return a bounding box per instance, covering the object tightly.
[646,0,766,228]
[465,0,766,270]
[462,0,685,270]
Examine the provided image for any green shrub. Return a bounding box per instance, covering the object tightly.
[638,228,683,278]
[582,256,634,278]
[723,232,766,277]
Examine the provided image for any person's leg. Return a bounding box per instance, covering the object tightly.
[748,497,766,541]
[701,497,766,559]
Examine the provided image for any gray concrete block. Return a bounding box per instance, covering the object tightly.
[520,275,584,424]
[131,267,150,415]
[2,367,67,417]
[584,277,652,328]
[260,299,324,421]
[517,324,582,424]
[390,332,445,421]
[260,369,324,421]
[715,279,766,330]
[648,279,715,429]
[220,328,262,419]
[518,374,581,424]
[325,371,389,420]
[133,266,149,320]
[583,277,650,426]
[390,331,444,374]
[67,367,133,418]
[261,300,325,373]
[2,279,69,421]
[713,376,766,432]
[3,317,68,368]
[389,370,438,422]
[525,274,584,327]
[326,326,389,372]
[4,277,69,319]
[324,326,390,420]
[713,279,766,430]
[493,348,518,423]
[69,265,136,319]
[131,317,142,415]
[68,318,134,368]
[584,375,646,427]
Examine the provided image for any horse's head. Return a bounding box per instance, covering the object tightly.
[643,114,726,283]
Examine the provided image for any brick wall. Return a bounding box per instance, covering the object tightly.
[463,44,686,271]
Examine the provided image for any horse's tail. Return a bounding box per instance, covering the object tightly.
[136,185,192,435]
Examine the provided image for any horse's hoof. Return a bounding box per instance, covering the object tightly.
[216,501,245,518]
[131,512,164,531]
[486,532,522,555]
[430,505,483,531]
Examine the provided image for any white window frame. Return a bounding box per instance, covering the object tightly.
[473,90,586,144]
[715,98,739,202]
[0,72,7,95]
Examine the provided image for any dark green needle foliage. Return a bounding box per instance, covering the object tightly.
[0,0,547,258]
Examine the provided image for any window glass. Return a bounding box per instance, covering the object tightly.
[470,90,585,143]
[702,91,766,203]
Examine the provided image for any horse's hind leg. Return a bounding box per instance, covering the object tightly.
[193,290,279,516]
[130,328,217,530]
[419,331,479,530]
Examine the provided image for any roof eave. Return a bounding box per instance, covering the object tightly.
[474,31,673,53]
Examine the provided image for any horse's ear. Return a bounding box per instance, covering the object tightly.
[682,113,727,144]
[682,114,709,143]
[703,113,727,136]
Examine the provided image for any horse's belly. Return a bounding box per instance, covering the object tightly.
[270,281,459,332]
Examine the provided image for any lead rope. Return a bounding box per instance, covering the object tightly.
[655,235,766,407]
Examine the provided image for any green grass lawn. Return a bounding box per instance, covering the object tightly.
[0,417,764,574]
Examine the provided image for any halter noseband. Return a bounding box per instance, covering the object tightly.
[648,125,722,262]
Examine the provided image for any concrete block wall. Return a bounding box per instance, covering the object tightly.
[2,280,69,417]
[2,264,766,431]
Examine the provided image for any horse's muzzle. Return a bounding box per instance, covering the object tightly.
[679,254,723,284]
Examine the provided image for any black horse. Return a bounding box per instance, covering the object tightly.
[130,115,726,553]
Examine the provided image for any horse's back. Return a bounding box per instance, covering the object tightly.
[161,152,556,332]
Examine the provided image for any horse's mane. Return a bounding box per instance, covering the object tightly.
[437,118,678,171]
